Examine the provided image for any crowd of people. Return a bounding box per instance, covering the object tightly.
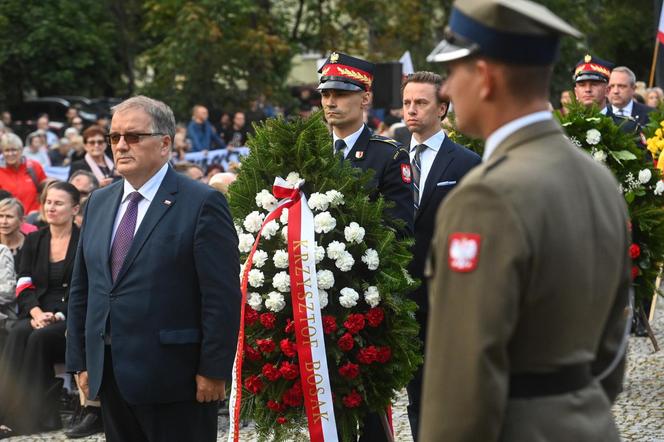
[0,0,660,440]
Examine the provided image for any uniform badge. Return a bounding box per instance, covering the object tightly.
[584,54,591,63]
[330,52,339,63]
[448,233,481,272]
[355,151,364,159]
[400,164,412,183]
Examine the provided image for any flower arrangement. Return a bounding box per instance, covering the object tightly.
[228,114,420,441]
[644,105,664,171]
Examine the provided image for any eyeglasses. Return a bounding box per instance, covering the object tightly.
[105,132,165,146]
[86,139,105,146]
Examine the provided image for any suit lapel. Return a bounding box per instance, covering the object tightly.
[416,137,455,219]
[111,168,178,288]
[348,125,370,164]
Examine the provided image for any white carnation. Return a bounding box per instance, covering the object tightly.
[314,211,336,234]
[243,211,265,233]
[339,287,359,308]
[247,292,263,311]
[272,271,291,292]
[248,269,264,288]
[281,225,289,242]
[335,251,355,272]
[655,181,664,196]
[317,269,335,290]
[265,291,286,312]
[255,189,278,211]
[273,249,289,268]
[280,208,289,224]
[308,192,330,211]
[318,289,328,309]
[344,222,365,244]
[261,220,280,240]
[238,233,255,253]
[252,250,268,268]
[364,286,381,307]
[234,223,243,236]
[286,172,304,187]
[585,128,601,145]
[315,245,325,264]
[326,241,346,260]
[362,248,380,271]
[638,169,652,184]
[239,263,246,280]
[592,150,607,163]
[326,190,345,207]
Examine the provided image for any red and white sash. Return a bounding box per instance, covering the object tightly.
[229,177,338,441]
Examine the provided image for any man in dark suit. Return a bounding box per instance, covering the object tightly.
[609,66,654,127]
[318,51,413,237]
[318,52,413,440]
[401,71,480,441]
[65,96,241,442]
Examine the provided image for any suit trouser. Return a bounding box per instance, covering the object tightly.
[99,346,218,442]
[0,319,66,434]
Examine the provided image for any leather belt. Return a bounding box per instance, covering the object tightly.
[509,363,592,398]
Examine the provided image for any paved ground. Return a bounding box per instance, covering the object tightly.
[7,307,663,441]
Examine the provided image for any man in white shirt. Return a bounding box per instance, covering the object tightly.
[401,71,479,441]
[609,66,654,126]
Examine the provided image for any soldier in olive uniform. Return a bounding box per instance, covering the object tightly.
[420,1,631,441]
[318,52,413,441]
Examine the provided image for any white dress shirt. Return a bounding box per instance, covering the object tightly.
[332,125,365,159]
[110,162,170,246]
[410,130,445,204]
[612,100,634,117]
[483,111,553,162]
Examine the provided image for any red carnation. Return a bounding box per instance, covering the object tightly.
[280,338,297,358]
[342,390,363,408]
[376,346,392,363]
[357,346,379,364]
[260,312,277,329]
[279,361,299,380]
[323,315,338,334]
[282,383,303,407]
[338,362,360,379]
[631,265,639,280]
[629,243,641,259]
[244,344,262,362]
[276,416,288,425]
[262,363,281,382]
[244,375,264,394]
[366,307,385,327]
[344,313,366,334]
[245,306,259,325]
[337,333,355,352]
[267,400,285,412]
[256,338,276,353]
[284,318,295,334]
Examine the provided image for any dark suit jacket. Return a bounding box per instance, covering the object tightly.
[408,135,480,331]
[631,101,654,127]
[347,125,414,236]
[17,225,80,317]
[65,167,241,405]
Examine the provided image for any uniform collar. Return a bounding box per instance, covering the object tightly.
[410,130,445,153]
[332,124,365,151]
[484,111,552,162]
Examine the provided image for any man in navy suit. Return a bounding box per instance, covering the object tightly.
[609,66,654,127]
[65,96,241,442]
[402,72,480,441]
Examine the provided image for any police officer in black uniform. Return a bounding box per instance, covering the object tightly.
[318,52,414,238]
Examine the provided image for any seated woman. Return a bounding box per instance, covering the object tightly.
[0,181,80,438]
[0,197,28,273]
[67,125,116,188]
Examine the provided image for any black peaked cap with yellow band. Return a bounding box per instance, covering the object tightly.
[573,54,614,83]
[427,0,582,65]
[318,52,375,92]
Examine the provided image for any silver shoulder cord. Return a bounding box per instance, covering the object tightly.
[595,287,634,382]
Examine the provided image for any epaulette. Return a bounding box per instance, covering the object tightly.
[369,135,401,149]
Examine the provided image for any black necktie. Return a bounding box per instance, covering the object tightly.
[412,144,427,210]
[334,139,347,157]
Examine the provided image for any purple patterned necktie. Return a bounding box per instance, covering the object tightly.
[110,191,143,282]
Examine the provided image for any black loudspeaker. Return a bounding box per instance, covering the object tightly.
[372,62,403,109]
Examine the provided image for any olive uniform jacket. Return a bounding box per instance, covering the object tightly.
[420,118,630,442]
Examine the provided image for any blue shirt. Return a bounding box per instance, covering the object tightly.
[186,120,226,152]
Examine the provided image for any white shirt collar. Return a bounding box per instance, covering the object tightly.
[410,130,445,153]
[332,124,365,152]
[483,111,553,162]
[121,162,170,203]
[612,100,634,116]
